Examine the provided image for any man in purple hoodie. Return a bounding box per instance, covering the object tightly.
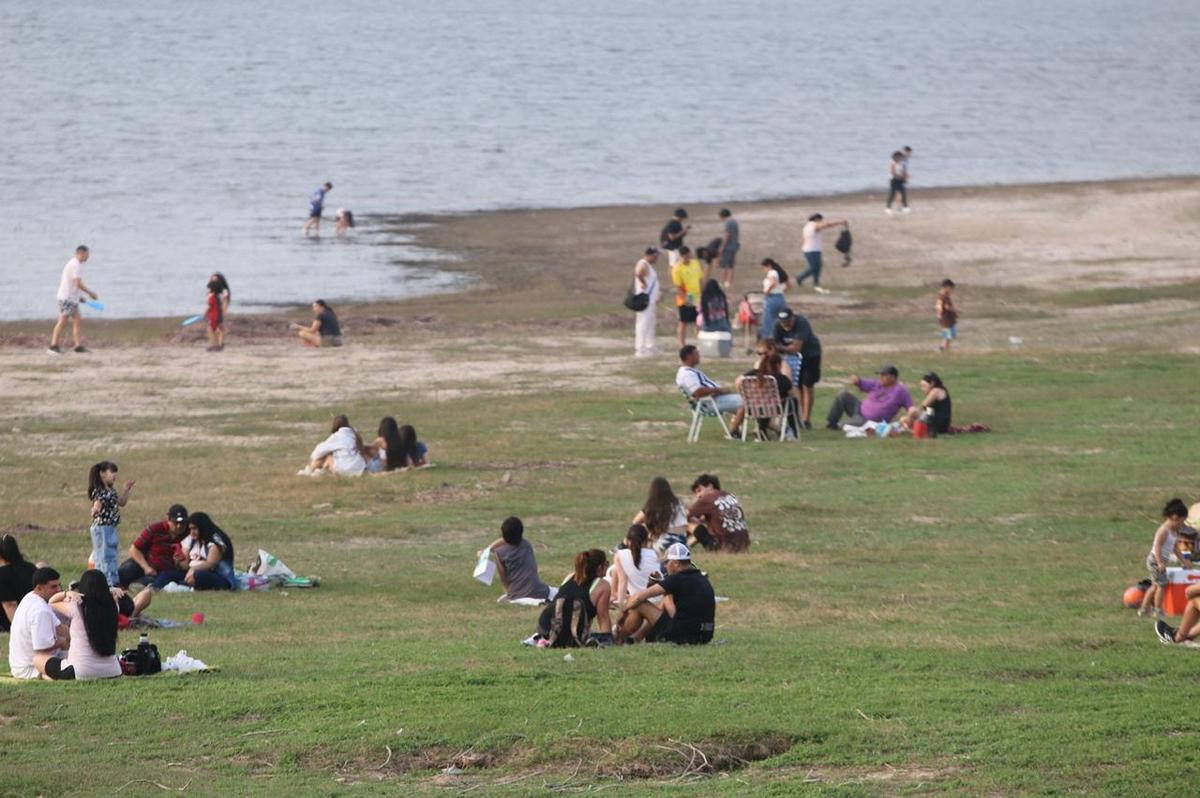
[825,365,913,430]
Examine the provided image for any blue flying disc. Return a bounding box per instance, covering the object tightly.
[182,314,204,327]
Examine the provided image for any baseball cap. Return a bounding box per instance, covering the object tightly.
[777,308,795,321]
[877,365,899,377]
[167,504,189,524]
[644,246,659,255]
[666,542,692,561]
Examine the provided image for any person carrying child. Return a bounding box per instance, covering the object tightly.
[1139,498,1197,619]
[936,279,958,352]
[88,461,135,587]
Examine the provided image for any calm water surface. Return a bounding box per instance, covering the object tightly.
[2,0,1198,319]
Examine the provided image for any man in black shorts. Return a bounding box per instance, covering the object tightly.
[622,543,715,645]
[772,308,822,429]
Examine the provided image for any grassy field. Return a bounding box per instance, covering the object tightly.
[2,182,1200,796]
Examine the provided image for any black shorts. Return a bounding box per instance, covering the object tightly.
[798,354,822,387]
[678,305,698,323]
[45,657,76,680]
[646,613,673,643]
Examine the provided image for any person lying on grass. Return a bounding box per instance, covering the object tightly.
[1139,498,1196,619]
[298,415,367,477]
[619,543,715,645]
[480,517,551,603]
[364,417,430,473]
[526,549,614,647]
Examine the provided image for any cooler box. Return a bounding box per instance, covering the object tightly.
[1163,566,1200,616]
[697,331,733,359]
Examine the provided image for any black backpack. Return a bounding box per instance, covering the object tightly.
[835,227,852,266]
[543,596,591,648]
[624,280,650,312]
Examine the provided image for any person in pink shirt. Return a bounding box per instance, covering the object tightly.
[825,365,913,430]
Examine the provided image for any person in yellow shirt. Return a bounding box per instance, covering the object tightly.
[670,246,704,346]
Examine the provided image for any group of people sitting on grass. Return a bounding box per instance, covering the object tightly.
[298,415,430,477]
[676,338,955,440]
[476,474,749,647]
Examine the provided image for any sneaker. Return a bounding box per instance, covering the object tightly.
[885,208,895,215]
[47,345,63,355]
[535,638,551,648]
[1155,620,1177,645]
[521,634,541,647]
[901,207,912,214]
[825,422,840,431]
[296,466,313,476]
[802,420,813,430]
[496,593,509,603]
[73,345,89,353]
[814,286,830,295]
[1182,638,1200,649]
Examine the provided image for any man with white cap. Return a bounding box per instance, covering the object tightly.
[620,542,715,645]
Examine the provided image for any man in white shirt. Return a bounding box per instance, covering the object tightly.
[675,345,744,437]
[8,567,72,680]
[49,245,98,355]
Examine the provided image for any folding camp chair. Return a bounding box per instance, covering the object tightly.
[679,387,732,443]
[738,376,799,442]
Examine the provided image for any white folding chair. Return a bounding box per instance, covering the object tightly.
[738,376,799,442]
[679,387,732,443]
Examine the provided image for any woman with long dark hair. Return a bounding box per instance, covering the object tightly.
[902,372,952,437]
[632,477,688,566]
[299,414,367,476]
[87,460,134,587]
[0,534,36,631]
[48,569,121,679]
[364,418,430,473]
[736,339,797,439]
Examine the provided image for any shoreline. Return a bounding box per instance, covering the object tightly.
[3,174,1200,343]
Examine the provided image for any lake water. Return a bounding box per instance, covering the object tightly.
[3,0,1198,319]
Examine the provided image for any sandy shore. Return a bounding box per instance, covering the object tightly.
[2,176,1198,441]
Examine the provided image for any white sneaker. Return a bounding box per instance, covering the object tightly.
[814,286,831,295]
[885,208,895,215]
[296,467,313,476]
[901,207,912,214]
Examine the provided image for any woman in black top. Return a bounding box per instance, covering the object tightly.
[0,534,36,631]
[531,550,613,646]
[903,372,952,436]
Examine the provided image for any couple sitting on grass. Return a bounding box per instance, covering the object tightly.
[298,415,430,477]
[826,365,953,438]
[8,567,126,680]
[120,507,237,609]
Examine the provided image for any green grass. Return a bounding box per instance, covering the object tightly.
[1,327,1198,795]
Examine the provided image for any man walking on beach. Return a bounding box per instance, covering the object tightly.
[49,245,97,355]
[303,182,333,236]
[660,208,690,266]
[716,208,739,289]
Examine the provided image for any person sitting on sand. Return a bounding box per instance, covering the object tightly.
[825,365,912,430]
[334,208,355,237]
[364,417,430,473]
[299,415,367,477]
[296,299,343,348]
[0,534,38,632]
[900,372,953,437]
[620,543,715,645]
[527,549,614,647]
[151,512,236,591]
[480,517,551,603]
[47,569,122,680]
[687,474,750,552]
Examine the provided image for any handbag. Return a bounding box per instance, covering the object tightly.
[623,281,650,312]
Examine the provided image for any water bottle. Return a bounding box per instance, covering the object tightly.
[137,633,151,674]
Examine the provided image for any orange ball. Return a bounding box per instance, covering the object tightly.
[1123,585,1146,608]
